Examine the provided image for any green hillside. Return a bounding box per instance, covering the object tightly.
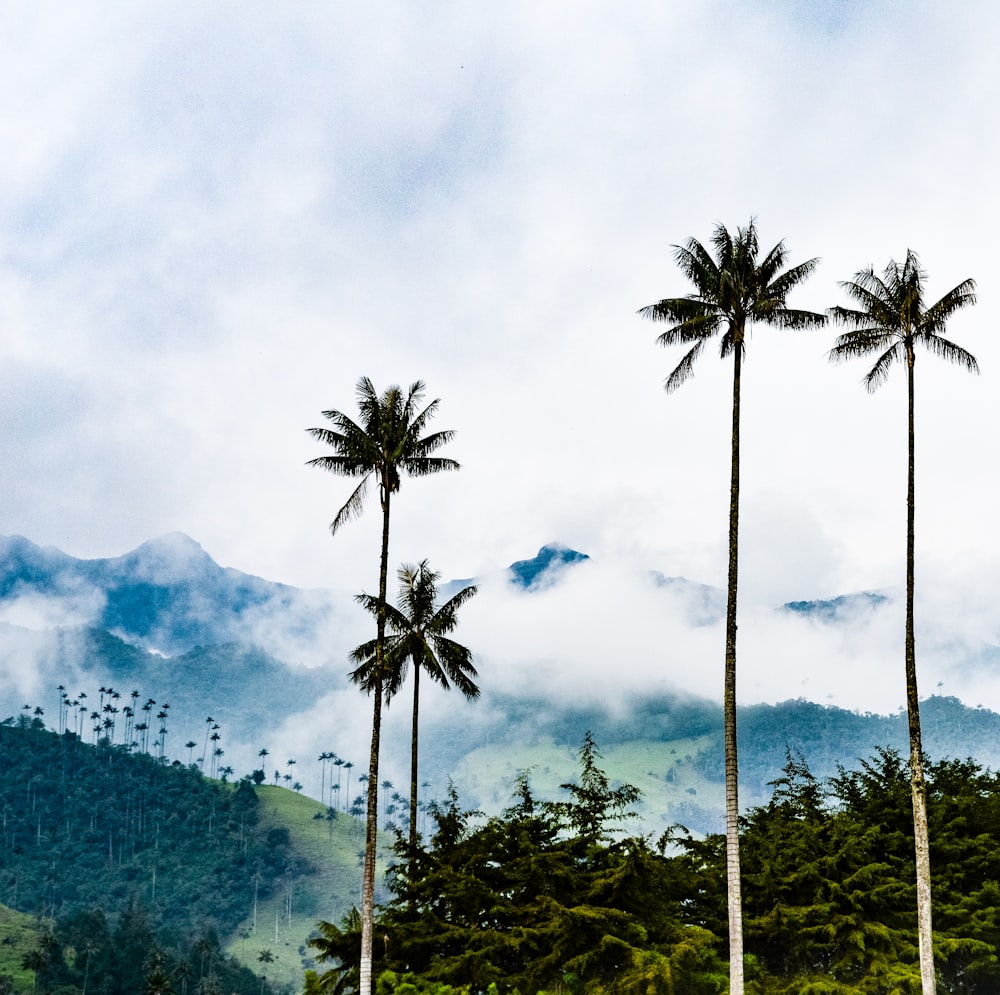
[230,786,389,991]
[453,734,727,838]
[0,903,45,992]
[0,718,378,994]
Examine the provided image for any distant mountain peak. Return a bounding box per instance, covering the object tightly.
[780,591,891,622]
[508,544,590,590]
[138,532,206,555]
[650,572,725,626]
[115,533,219,585]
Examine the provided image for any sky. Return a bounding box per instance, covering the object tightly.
[3,1,1000,722]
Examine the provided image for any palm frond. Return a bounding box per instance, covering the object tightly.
[306,408,383,471]
[672,239,719,297]
[765,256,821,303]
[828,326,896,363]
[828,304,879,330]
[920,278,977,334]
[421,636,480,698]
[921,335,979,374]
[664,341,706,393]
[405,426,457,457]
[401,455,462,478]
[353,376,385,434]
[838,269,894,321]
[402,383,432,414]
[349,631,410,698]
[400,400,440,452]
[435,584,479,624]
[305,449,370,477]
[719,325,742,360]
[711,222,743,272]
[755,238,789,287]
[650,312,724,349]
[354,592,412,634]
[329,477,369,535]
[863,343,905,392]
[638,295,716,327]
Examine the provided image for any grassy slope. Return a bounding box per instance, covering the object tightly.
[236,734,750,989]
[224,738,733,990]
[0,905,42,990]
[226,786,390,991]
[451,734,740,839]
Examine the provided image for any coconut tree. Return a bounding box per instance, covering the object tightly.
[638,219,822,993]
[829,250,977,995]
[351,561,479,851]
[307,377,458,995]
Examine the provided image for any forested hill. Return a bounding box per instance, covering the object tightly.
[0,718,362,994]
[429,691,1000,838]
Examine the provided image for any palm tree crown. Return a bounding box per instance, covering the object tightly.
[350,561,479,702]
[638,219,824,391]
[828,249,977,384]
[307,377,459,535]
[351,560,478,851]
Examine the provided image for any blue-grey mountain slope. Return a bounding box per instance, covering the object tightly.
[3,532,1000,839]
[0,532,333,657]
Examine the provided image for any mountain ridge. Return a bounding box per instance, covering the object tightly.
[2,531,996,841]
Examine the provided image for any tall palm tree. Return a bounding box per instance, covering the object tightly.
[307,377,458,995]
[829,250,977,995]
[256,948,275,995]
[343,761,353,811]
[334,756,345,807]
[638,219,822,994]
[318,752,330,804]
[351,561,479,851]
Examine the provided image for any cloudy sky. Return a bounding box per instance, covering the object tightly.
[3,1,1000,718]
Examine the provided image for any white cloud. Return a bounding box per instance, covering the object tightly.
[2,0,999,726]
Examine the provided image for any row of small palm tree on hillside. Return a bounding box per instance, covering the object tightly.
[639,220,977,995]
[44,687,177,762]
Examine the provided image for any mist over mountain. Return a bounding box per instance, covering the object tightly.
[0,532,341,660]
[2,532,1000,837]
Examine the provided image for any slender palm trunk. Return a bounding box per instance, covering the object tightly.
[725,343,744,995]
[359,487,391,995]
[409,663,420,853]
[906,354,935,994]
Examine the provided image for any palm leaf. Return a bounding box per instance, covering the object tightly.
[664,341,706,393]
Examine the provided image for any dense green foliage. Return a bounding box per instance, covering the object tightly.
[313,738,1000,995]
[313,735,728,995]
[0,717,302,933]
[736,749,1000,992]
[14,903,266,995]
[0,718,323,993]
